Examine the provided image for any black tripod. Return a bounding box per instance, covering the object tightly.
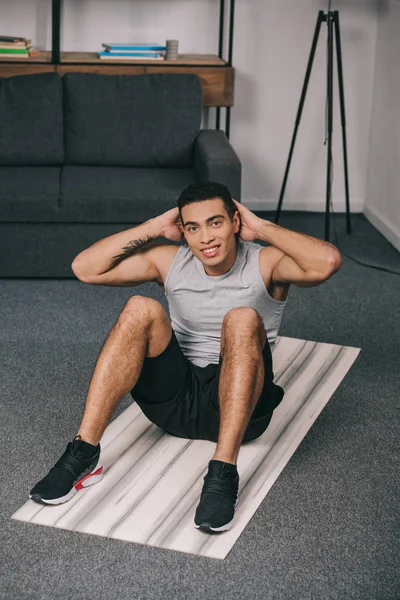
[274,10,351,242]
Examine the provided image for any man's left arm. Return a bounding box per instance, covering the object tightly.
[233,199,342,283]
[257,220,342,283]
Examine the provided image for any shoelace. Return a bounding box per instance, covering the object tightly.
[51,455,84,477]
[49,440,97,478]
[201,478,238,503]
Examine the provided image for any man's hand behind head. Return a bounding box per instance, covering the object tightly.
[156,207,184,242]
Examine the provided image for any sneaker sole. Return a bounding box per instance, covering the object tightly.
[29,464,104,505]
[194,518,234,532]
[194,498,238,532]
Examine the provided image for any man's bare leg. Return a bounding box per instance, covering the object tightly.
[76,296,172,446]
[212,307,266,466]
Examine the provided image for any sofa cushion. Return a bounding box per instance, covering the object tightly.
[0,73,64,166]
[59,165,197,222]
[0,166,61,221]
[63,73,202,167]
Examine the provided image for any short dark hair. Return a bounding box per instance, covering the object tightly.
[177,182,238,223]
[178,181,237,221]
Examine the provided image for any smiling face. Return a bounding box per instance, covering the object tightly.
[180,198,241,276]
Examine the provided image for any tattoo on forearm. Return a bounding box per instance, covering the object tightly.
[99,235,155,274]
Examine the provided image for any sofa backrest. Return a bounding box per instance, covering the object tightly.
[0,72,64,166]
[64,73,202,167]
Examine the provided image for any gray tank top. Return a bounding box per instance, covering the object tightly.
[165,238,288,367]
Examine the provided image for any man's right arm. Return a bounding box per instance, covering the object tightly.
[71,217,165,278]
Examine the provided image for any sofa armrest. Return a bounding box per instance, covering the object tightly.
[194,130,242,200]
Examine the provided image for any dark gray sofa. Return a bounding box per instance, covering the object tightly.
[0,72,241,277]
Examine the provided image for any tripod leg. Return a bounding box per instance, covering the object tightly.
[334,10,352,234]
[325,11,334,242]
[275,11,324,225]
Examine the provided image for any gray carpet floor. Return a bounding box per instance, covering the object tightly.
[1,211,399,600]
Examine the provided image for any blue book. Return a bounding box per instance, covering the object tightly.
[98,51,163,58]
[102,43,166,51]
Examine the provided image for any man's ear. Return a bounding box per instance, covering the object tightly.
[233,210,241,233]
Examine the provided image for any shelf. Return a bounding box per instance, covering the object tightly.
[60,52,227,66]
[0,0,235,134]
[0,51,234,107]
[0,51,226,66]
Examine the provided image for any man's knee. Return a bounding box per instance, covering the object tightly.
[223,307,265,336]
[221,307,266,351]
[224,306,261,324]
[118,295,168,329]
[119,296,172,358]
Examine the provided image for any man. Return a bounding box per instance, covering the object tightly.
[29,182,342,533]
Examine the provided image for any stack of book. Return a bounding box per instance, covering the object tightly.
[0,35,40,58]
[98,42,166,61]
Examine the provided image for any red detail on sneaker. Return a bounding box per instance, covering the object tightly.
[74,466,103,491]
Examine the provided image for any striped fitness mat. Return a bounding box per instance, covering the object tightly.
[12,336,360,559]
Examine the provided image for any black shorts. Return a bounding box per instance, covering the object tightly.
[130,330,285,443]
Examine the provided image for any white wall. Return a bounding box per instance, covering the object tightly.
[0,0,380,215]
[233,0,378,214]
[364,0,400,252]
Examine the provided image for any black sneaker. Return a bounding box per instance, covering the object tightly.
[29,435,103,505]
[194,460,239,532]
